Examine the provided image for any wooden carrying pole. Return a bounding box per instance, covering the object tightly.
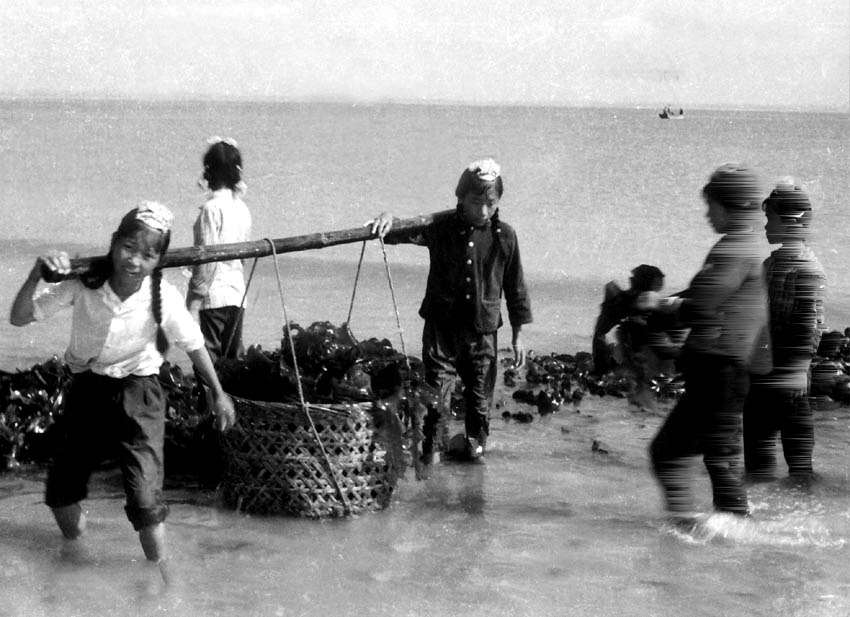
[47,209,455,281]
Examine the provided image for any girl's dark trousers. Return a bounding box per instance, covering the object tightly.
[45,371,169,530]
[195,305,244,412]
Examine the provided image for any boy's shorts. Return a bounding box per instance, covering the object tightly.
[45,371,169,531]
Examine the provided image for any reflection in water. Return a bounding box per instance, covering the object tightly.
[419,462,487,517]
[0,397,848,617]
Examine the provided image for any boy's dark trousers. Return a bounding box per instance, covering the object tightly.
[420,319,498,452]
[743,373,814,479]
[650,351,750,515]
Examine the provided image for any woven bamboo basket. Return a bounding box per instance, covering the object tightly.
[219,395,398,517]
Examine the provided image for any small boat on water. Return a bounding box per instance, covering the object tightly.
[659,106,684,119]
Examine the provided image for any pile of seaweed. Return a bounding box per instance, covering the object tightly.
[216,321,428,405]
[810,330,850,404]
[502,350,686,422]
[0,357,219,481]
[5,324,850,474]
[502,329,850,423]
[0,322,440,483]
[0,357,70,471]
[215,321,440,482]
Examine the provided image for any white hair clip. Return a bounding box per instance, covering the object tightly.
[136,201,174,233]
[206,136,239,148]
[468,158,501,182]
[776,176,802,191]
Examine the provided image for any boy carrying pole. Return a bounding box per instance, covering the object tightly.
[371,159,532,461]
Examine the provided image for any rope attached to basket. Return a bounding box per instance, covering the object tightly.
[263,238,353,515]
[378,236,426,479]
[378,237,411,371]
[221,256,260,360]
[343,240,368,343]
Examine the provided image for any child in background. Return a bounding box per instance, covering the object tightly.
[592,264,683,408]
[186,137,252,365]
[10,202,235,583]
[592,264,669,370]
[646,163,770,518]
[743,180,825,481]
[371,159,533,460]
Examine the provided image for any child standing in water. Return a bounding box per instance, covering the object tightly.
[10,202,235,582]
[743,180,825,481]
[371,159,533,460]
[646,163,770,518]
[187,137,252,365]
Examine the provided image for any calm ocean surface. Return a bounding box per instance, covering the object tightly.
[1,100,848,365]
[0,100,848,617]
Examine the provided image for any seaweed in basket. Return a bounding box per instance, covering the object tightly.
[216,320,441,480]
[279,321,403,402]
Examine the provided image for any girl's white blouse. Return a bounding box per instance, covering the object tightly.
[32,277,205,378]
[189,188,252,310]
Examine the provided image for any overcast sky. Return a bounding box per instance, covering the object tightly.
[2,0,848,110]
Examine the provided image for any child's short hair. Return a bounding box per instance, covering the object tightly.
[455,159,504,204]
[762,178,812,229]
[630,264,665,292]
[702,163,763,209]
[203,138,242,191]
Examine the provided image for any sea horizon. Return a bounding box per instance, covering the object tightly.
[2,93,847,115]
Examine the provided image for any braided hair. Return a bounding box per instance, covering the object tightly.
[150,267,169,354]
[81,207,172,353]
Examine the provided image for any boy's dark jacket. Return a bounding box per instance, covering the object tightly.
[763,245,826,369]
[390,212,532,333]
[678,229,771,372]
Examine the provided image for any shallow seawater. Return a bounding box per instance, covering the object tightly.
[2,382,849,617]
[2,100,849,617]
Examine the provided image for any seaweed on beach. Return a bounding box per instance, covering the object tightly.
[507,329,850,420]
[0,357,214,475]
[0,356,71,470]
[0,321,437,480]
[509,349,686,416]
[6,323,850,476]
